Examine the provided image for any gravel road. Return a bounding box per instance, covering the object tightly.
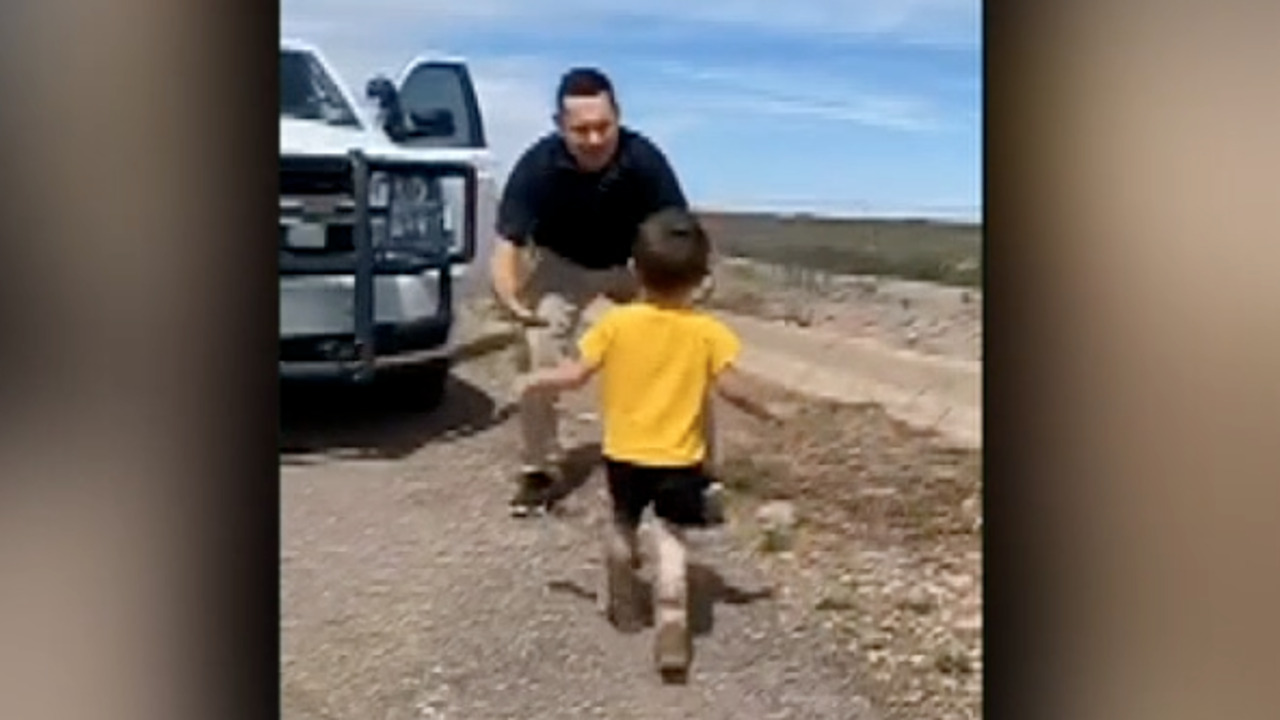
[281,349,880,720]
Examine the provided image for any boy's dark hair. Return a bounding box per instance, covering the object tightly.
[632,208,711,295]
[555,67,617,113]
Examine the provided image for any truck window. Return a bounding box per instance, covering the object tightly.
[280,49,361,128]
[396,61,486,149]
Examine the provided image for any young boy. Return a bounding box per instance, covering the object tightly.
[514,207,777,681]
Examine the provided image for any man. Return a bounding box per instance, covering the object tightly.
[490,66,692,516]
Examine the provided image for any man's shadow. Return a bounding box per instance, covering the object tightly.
[544,441,603,511]
[548,561,774,637]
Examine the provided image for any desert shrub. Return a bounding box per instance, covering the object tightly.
[700,212,982,288]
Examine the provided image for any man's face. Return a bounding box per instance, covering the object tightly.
[557,93,620,172]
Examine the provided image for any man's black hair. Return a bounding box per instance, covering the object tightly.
[555,67,617,113]
[632,208,711,295]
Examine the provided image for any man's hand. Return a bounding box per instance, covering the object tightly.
[489,238,548,326]
[499,297,548,326]
[489,285,545,325]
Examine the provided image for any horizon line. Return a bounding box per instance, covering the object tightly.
[690,204,983,225]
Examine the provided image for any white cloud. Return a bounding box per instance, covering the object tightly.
[282,0,980,48]
[465,57,557,180]
[466,63,711,179]
[278,39,709,182]
[620,0,978,47]
[647,63,952,132]
[280,0,978,195]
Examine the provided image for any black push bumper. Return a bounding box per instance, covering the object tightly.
[278,151,477,383]
[278,315,454,382]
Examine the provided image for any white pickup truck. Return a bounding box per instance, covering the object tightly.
[279,39,497,407]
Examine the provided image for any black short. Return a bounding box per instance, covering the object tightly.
[605,459,712,529]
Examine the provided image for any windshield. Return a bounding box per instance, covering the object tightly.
[280,49,361,128]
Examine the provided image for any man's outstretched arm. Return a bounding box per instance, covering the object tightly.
[490,144,546,325]
[489,237,543,324]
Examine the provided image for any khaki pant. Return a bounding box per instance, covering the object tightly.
[517,248,722,474]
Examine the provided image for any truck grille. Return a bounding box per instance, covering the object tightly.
[279,156,353,195]
[280,155,356,255]
[277,223,354,253]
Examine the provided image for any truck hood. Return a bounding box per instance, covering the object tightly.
[279,116,493,169]
[279,117,388,157]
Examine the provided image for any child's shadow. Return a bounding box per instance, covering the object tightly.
[687,563,776,636]
[548,562,774,637]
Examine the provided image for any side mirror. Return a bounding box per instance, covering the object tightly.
[365,75,407,141]
[365,76,396,103]
[409,108,455,137]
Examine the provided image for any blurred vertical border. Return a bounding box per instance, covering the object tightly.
[0,1,278,719]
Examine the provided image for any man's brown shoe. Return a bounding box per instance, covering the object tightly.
[509,469,555,517]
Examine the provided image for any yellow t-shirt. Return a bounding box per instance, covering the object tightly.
[577,303,741,467]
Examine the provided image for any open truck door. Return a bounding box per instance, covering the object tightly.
[369,56,498,276]
[392,56,487,151]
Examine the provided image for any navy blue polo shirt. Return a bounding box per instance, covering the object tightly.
[495,127,689,269]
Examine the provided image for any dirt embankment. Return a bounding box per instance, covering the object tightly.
[709,257,983,363]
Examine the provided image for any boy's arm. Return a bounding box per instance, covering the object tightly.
[714,365,782,424]
[515,357,598,397]
[705,317,780,424]
[516,309,612,396]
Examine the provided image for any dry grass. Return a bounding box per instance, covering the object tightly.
[698,212,982,288]
[714,373,983,720]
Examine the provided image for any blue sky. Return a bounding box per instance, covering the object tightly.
[282,0,982,221]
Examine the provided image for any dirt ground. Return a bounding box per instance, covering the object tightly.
[281,279,983,719]
[281,350,880,720]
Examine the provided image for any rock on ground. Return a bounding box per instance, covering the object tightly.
[755,501,799,553]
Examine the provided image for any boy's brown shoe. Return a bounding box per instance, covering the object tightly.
[602,549,646,633]
[653,615,692,683]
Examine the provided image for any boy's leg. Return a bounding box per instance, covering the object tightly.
[512,251,592,515]
[599,517,644,630]
[651,518,691,678]
[600,461,648,631]
[649,468,705,678]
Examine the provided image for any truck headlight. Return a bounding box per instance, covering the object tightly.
[368,171,390,209]
[371,173,449,253]
[370,216,388,247]
[360,160,471,260]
